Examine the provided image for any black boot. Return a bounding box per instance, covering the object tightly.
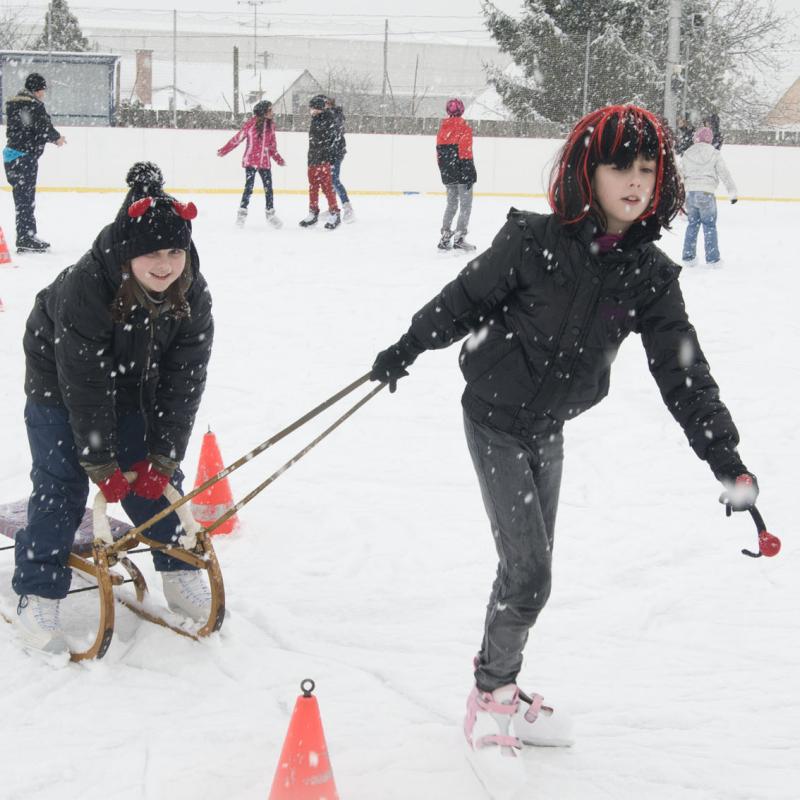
[324,211,341,230]
[17,235,50,253]
[299,210,319,227]
[438,229,453,250]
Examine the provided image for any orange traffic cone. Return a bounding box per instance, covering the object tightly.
[0,226,13,266]
[269,680,340,800]
[191,428,239,534]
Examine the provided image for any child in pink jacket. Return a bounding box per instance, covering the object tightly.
[218,100,285,228]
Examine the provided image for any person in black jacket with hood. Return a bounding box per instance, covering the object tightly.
[3,72,66,252]
[369,105,760,760]
[13,162,215,654]
[299,95,341,230]
[324,96,354,221]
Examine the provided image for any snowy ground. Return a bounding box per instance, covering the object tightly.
[1,187,798,800]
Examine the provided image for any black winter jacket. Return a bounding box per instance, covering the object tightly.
[399,209,746,481]
[330,106,347,161]
[23,224,213,472]
[307,109,337,165]
[5,90,61,159]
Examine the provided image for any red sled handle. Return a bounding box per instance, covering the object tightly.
[734,505,781,558]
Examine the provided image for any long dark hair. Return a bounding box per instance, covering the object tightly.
[549,104,684,232]
[253,100,273,137]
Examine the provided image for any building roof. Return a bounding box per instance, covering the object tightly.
[766,77,800,129]
[119,59,312,111]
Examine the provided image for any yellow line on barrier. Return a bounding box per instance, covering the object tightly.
[2,187,799,202]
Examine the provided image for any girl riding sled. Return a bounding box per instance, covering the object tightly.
[369,105,759,759]
[218,100,285,229]
[13,162,215,654]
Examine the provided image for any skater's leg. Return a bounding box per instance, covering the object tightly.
[5,155,39,242]
[456,183,473,235]
[698,193,720,262]
[682,192,702,261]
[12,401,88,599]
[442,184,459,232]
[319,163,340,214]
[308,166,322,214]
[331,158,349,205]
[463,410,563,692]
[240,167,256,209]
[259,168,274,211]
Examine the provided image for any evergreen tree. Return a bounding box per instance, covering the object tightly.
[32,0,89,52]
[482,0,792,127]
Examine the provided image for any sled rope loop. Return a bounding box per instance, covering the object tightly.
[127,372,382,539]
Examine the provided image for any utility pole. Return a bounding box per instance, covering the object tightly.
[582,28,591,115]
[233,46,240,116]
[663,0,682,128]
[381,18,388,111]
[172,9,177,128]
[237,0,264,75]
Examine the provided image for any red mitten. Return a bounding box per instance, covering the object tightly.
[274,154,285,166]
[130,459,171,500]
[98,468,131,503]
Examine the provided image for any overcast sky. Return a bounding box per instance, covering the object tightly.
[9,0,800,97]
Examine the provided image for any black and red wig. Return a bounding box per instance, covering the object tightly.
[548,104,684,232]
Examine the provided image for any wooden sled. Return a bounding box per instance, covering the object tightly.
[0,481,225,661]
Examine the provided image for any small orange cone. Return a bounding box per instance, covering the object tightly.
[191,428,239,534]
[0,226,13,266]
[269,680,340,800]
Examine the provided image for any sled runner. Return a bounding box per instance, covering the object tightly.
[0,479,225,661]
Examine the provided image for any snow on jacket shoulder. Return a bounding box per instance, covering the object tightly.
[680,142,737,197]
[436,117,477,185]
[218,117,283,169]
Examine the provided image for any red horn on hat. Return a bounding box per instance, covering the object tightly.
[128,197,154,218]
[172,200,198,220]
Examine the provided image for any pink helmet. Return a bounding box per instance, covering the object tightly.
[446,98,465,117]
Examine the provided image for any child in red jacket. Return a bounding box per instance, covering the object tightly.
[436,98,477,251]
[218,100,285,228]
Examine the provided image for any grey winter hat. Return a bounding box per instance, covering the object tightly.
[25,73,47,92]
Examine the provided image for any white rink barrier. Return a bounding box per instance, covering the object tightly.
[2,126,799,201]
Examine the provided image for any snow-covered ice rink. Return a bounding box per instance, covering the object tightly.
[1,187,798,800]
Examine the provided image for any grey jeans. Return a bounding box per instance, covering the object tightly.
[463,410,564,692]
[442,183,473,234]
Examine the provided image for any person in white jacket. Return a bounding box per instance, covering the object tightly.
[680,126,737,267]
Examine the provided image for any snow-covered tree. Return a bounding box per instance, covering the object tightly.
[32,0,89,52]
[482,0,794,127]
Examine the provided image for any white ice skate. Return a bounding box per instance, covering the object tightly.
[464,684,527,799]
[236,207,248,228]
[342,202,355,223]
[265,209,283,229]
[15,594,68,654]
[161,570,212,622]
[512,688,574,747]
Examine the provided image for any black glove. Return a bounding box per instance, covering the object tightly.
[718,471,759,512]
[370,335,419,393]
[730,198,738,205]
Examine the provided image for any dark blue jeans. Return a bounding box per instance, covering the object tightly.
[463,410,564,692]
[240,167,274,210]
[13,401,194,600]
[3,154,39,241]
[331,158,349,205]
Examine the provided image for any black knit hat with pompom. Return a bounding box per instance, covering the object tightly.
[113,161,195,263]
